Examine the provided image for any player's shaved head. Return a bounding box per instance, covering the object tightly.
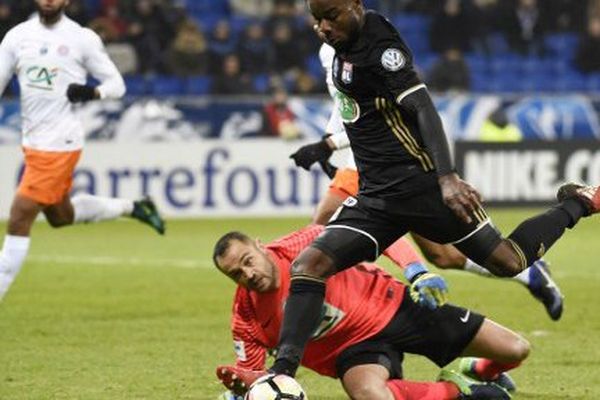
[213,231,252,270]
[35,0,69,25]
[213,231,280,292]
[308,0,364,51]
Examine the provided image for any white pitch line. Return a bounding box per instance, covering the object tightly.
[26,254,211,269]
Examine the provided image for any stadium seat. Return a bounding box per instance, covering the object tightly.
[252,74,271,94]
[185,77,212,95]
[305,55,324,80]
[544,33,578,57]
[124,76,149,96]
[470,73,492,93]
[392,14,431,34]
[151,76,185,96]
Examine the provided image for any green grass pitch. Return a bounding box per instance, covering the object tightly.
[0,209,599,399]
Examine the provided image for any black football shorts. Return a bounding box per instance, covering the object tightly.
[311,189,502,271]
[335,287,485,379]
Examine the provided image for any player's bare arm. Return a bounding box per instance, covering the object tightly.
[401,88,482,223]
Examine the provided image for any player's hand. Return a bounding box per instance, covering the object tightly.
[66,83,97,103]
[216,365,266,396]
[318,160,338,179]
[409,272,449,310]
[290,139,334,170]
[438,173,482,224]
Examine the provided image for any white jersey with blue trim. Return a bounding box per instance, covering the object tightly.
[0,14,125,151]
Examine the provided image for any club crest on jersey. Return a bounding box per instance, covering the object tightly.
[341,61,353,84]
[381,48,405,71]
[58,45,69,56]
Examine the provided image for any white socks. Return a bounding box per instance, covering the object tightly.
[72,194,134,224]
[0,235,31,300]
[463,258,530,286]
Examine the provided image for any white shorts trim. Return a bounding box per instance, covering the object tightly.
[396,83,427,104]
[326,224,380,261]
[449,219,491,245]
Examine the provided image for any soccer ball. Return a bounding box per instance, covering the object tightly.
[244,374,307,400]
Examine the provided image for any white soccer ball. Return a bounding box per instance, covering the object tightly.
[244,374,307,400]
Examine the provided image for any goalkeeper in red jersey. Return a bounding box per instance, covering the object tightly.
[213,225,528,400]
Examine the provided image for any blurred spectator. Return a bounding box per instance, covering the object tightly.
[127,0,175,73]
[211,54,254,95]
[547,0,586,31]
[270,22,304,75]
[575,15,600,73]
[89,3,129,43]
[65,0,89,26]
[238,22,272,75]
[427,48,470,92]
[10,1,34,23]
[430,0,474,53]
[470,0,500,54]
[501,0,548,56]
[296,15,324,62]
[293,70,322,95]
[0,2,16,40]
[208,20,238,75]
[230,0,273,17]
[262,86,302,139]
[479,107,523,142]
[166,18,209,76]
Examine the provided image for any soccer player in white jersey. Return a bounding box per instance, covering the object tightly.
[290,43,564,321]
[0,0,165,301]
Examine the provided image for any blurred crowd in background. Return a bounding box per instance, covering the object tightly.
[2,0,600,96]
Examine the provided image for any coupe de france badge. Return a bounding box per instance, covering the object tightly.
[342,61,353,84]
[381,48,405,71]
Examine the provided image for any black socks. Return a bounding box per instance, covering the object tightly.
[270,277,326,376]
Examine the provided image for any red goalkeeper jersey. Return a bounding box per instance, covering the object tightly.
[230,225,405,378]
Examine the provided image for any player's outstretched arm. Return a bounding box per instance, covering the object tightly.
[401,88,482,223]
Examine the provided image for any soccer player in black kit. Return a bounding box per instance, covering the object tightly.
[250,0,600,387]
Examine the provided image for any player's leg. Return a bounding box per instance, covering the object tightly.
[481,185,598,276]
[0,148,61,300]
[67,194,165,234]
[341,364,394,400]
[0,195,41,299]
[271,197,405,377]
[338,335,504,400]
[36,147,160,233]
[459,318,529,387]
[412,233,563,320]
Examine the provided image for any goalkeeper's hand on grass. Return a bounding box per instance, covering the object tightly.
[404,263,448,310]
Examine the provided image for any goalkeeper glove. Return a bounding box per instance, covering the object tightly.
[404,263,448,310]
[290,138,333,170]
[66,83,97,103]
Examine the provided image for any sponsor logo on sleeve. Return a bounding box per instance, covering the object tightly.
[381,48,405,72]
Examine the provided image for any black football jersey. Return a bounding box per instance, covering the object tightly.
[331,11,438,199]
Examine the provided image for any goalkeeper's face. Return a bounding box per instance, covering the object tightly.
[216,239,280,293]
